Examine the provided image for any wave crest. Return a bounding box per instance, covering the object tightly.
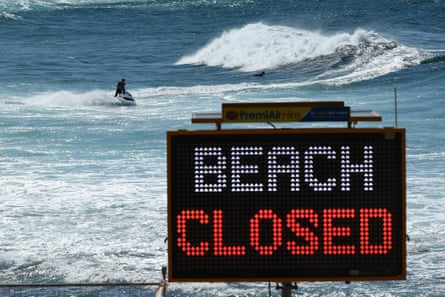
[176,23,431,84]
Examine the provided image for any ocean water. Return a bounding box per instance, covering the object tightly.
[1,0,445,296]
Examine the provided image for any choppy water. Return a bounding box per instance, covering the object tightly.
[1,0,445,296]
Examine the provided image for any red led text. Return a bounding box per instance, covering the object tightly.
[176,208,392,257]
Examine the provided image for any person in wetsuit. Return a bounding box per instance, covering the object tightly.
[114,79,126,96]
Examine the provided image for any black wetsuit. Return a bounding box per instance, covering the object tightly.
[115,81,126,96]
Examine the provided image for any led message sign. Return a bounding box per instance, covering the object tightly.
[167,128,406,282]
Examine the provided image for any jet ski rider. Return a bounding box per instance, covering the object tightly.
[114,78,126,97]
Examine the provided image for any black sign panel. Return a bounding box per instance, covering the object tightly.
[167,128,406,282]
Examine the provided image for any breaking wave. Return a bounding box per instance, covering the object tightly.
[176,23,433,84]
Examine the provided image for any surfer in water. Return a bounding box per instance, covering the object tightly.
[114,78,126,96]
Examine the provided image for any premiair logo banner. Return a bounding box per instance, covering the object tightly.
[222,102,350,123]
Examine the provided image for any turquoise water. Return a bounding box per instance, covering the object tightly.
[1,0,444,296]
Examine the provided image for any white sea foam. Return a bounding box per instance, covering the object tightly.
[177,23,343,71]
[176,23,431,85]
[0,11,21,20]
[0,0,112,11]
[24,90,120,107]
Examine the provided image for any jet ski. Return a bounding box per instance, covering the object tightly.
[116,91,136,105]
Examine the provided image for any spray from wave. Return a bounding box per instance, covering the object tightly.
[176,22,431,85]
[24,90,118,107]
